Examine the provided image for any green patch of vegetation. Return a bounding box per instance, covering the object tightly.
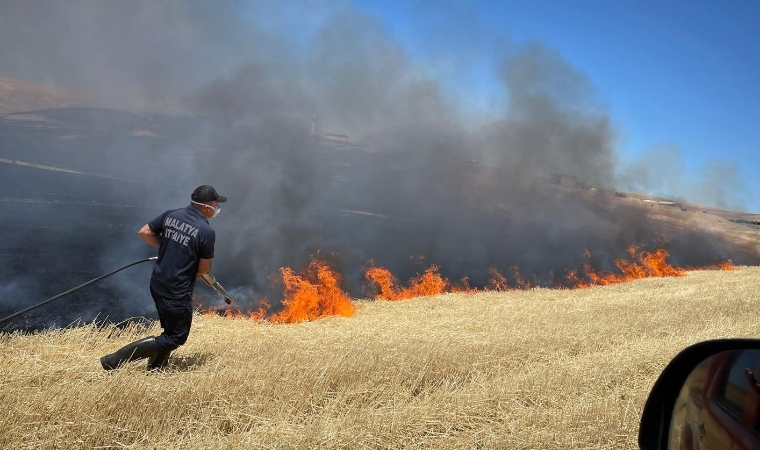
[729,219,760,226]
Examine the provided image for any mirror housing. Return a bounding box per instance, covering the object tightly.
[639,339,760,450]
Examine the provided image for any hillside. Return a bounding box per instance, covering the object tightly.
[548,186,760,260]
[0,77,175,114]
[2,267,759,449]
[0,77,96,113]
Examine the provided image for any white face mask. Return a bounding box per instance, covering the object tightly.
[192,201,221,218]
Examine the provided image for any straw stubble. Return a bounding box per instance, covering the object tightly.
[2,267,759,449]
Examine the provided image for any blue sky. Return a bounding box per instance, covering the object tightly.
[351,0,760,212]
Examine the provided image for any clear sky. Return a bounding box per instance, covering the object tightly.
[350,0,760,212]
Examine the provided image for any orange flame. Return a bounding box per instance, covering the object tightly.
[199,299,269,321]
[250,299,271,320]
[711,260,736,271]
[364,264,449,300]
[199,243,737,322]
[510,265,532,289]
[270,259,355,323]
[686,259,737,271]
[577,246,686,287]
[563,268,590,289]
[450,276,477,293]
[487,267,510,291]
[365,245,698,296]
[198,261,353,324]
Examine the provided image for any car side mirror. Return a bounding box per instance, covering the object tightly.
[639,339,760,450]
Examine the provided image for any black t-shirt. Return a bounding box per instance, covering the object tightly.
[148,206,215,299]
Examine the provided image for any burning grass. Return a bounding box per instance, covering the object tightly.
[270,259,355,323]
[365,245,693,298]
[213,245,733,323]
[2,267,759,448]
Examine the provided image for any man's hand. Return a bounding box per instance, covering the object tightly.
[138,224,161,248]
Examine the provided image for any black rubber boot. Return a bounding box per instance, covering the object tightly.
[147,350,172,372]
[100,336,160,371]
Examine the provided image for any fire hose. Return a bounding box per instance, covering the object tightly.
[0,257,159,326]
[0,256,237,327]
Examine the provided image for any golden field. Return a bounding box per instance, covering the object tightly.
[2,267,760,449]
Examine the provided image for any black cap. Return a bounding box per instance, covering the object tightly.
[191,185,227,203]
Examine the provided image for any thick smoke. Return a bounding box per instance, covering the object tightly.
[0,0,263,112]
[0,1,757,327]
[484,42,616,188]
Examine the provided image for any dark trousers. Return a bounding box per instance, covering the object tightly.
[150,286,193,352]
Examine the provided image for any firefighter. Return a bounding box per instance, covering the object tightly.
[100,185,227,371]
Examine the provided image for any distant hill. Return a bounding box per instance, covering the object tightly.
[0,77,98,113]
[0,77,177,114]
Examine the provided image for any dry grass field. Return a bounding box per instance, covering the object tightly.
[2,267,760,449]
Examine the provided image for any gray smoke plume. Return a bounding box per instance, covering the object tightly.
[484,42,616,188]
[0,0,262,112]
[0,1,757,328]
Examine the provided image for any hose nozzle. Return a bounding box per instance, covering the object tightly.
[199,273,235,304]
